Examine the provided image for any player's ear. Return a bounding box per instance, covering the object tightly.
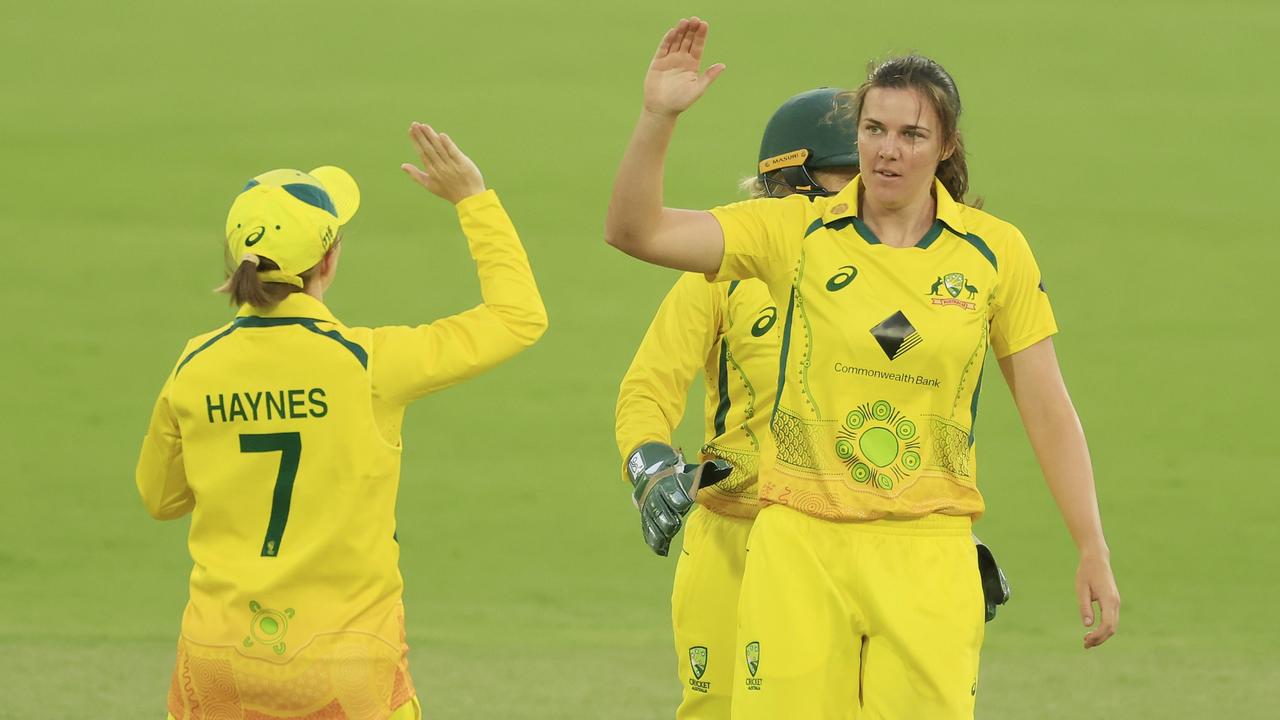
[322,241,342,276]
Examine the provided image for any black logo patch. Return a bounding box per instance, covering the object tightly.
[870,311,922,360]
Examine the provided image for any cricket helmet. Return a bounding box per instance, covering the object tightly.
[757,88,858,198]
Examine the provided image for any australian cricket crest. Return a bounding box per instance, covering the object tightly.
[928,272,978,310]
[744,641,762,690]
[689,646,708,680]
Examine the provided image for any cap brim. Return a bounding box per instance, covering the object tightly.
[309,166,360,224]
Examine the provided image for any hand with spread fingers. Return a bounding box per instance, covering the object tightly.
[401,122,486,204]
[643,16,726,117]
[1077,552,1121,648]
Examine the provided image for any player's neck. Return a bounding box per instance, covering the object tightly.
[859,187,936,248]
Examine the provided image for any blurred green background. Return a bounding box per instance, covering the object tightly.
[2,0,1277,717]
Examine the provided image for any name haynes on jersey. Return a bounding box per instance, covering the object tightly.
[206,388,328,424]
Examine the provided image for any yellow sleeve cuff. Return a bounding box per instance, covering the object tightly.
[455,188,500,215]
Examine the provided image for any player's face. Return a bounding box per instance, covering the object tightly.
[857,87,950,210]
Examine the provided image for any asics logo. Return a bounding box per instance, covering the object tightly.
[245,226,267,247]
[826,265,858,291]
[751,307,778,337]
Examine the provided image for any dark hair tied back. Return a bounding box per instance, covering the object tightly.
[220,255,300,308]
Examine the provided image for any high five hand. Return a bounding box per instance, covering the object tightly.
[643,17,726,117]
[401,122,486,205]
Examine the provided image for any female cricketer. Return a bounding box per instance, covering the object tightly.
[606,18,1120,719]
[616,88,857,719]
[136,123,547,719]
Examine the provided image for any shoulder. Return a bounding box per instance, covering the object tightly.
[953,204,1035,273]
[169,322,236,377]
[710,194,814,225]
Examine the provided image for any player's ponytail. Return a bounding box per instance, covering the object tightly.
[217,254,299,308]
[846,55,977,207]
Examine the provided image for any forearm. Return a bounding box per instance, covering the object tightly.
[136,402,193,521]
[459,190,548,346]
[605,110,679,253]
[1018,394,1109,557]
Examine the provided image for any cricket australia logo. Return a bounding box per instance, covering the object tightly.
[689,646,708,680]
[744,641,762,690]
[928,272,979,310]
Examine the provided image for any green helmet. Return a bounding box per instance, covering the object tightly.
[757,88,859,197]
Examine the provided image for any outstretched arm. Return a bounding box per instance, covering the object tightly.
[374,124,548,404]
[999,337,1120,649]
[604,17,726,273]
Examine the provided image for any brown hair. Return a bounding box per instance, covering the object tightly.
[218,249,331,308]
[846,55,972,204]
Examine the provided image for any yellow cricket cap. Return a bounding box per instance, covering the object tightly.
[224,166,360,287]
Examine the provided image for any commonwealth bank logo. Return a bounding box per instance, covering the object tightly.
[870,311,922,360]
[689,646,708,680]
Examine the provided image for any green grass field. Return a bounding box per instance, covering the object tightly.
[3,0,1278,717]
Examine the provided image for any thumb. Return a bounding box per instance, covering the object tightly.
[701,63,726,88]
[705,459,733,485]
[401,164,430,188]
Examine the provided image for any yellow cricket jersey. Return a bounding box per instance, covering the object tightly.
[615,273,779,519]
[709,176,1056,522]
[136,190,546,718]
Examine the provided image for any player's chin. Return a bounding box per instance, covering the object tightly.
[862,174,914,207]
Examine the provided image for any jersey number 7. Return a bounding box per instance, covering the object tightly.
[239,432,302,557]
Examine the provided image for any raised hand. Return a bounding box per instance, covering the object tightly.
[643,17,726,117]
[401,122,486,204]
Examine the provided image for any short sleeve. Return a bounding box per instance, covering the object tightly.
[707,196,806,286]
[990,228,1058,358]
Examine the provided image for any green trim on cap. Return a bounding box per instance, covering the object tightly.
[281,183,338,218]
